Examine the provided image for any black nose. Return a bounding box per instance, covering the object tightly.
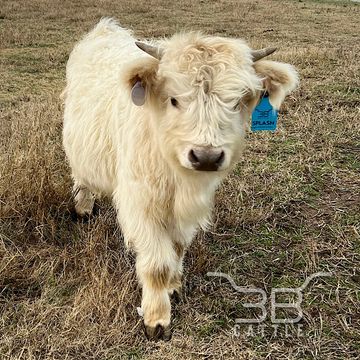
[188,147,225,171]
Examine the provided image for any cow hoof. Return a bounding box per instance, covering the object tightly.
[75,204,94,218]
[171,289,182,304]
[70,208,91,223]
[144,323,172,341]
[74,188,95,218]
[71,203,99,223]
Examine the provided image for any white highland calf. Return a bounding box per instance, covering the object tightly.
[63,18,299,340]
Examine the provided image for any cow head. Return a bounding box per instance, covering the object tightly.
[130,33,298,174]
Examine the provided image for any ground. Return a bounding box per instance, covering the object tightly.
[0,0,359,359]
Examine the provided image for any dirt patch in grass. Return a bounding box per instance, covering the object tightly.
[1,0,359,359]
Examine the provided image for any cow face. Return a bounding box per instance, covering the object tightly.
[133,34,298,174]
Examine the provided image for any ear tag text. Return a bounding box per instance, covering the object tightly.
[251,93,278,132]
[131,81,145,106]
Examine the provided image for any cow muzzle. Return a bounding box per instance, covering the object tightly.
[188,146,225,171]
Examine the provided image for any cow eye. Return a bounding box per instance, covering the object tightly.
[170,97,178,107]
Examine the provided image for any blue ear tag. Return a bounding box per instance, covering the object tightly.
[251,93,278,132]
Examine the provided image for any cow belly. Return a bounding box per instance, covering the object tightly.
[63,119,117,196]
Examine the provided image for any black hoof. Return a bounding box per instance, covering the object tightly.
[70,209,91,223]
[144,323,172,341]
[70,203,99,223]
[171,289,182,304]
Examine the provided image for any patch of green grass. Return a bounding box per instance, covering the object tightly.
[316,84,360,101]
[124,348,143,359]
[198,318,227,337]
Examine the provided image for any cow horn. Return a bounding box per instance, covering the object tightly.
[135,41,164,60]
[251,47,277,62]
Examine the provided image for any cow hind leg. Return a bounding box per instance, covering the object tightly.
[73,182,95,217]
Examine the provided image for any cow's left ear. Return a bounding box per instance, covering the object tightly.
[253,60,299,109]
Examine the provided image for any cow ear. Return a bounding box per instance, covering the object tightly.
[253,60,299,110]
[126,57,159,106]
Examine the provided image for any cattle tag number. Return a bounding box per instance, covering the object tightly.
[251,93,278,132]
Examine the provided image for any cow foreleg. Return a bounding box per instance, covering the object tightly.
[135,233,177,341]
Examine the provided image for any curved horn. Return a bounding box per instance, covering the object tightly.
[251,47,277,62]
[135,41,164,60]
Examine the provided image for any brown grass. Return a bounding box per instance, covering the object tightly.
[1,0,359,359]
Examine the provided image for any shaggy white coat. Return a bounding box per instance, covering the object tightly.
[63,18,299,334]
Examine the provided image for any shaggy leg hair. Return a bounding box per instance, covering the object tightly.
[135,231,177,340]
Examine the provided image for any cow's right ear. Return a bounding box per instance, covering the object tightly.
[126,57,159,106]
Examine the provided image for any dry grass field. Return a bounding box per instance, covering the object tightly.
[1,0,359,358]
